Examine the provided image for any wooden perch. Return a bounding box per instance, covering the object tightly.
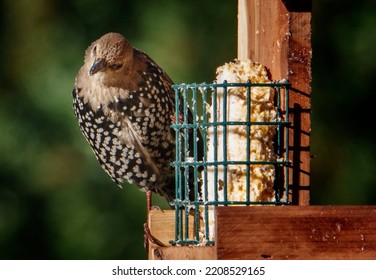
[148,209,216,260]
[216,206,376,260]
[149,206,376,260]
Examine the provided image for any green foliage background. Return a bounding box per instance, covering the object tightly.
[0,0,375,259]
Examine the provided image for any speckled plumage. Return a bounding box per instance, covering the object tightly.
[73,32,179,201]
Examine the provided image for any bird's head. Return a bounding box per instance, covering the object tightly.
[85,32,133,79]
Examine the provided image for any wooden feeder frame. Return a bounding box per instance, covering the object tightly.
[147,0,376,260]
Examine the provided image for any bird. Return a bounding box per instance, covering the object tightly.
[72,32,202,247]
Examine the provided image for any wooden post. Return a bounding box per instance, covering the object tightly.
[238,0,312,205]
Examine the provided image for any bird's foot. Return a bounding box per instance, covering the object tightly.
[144,190,166,251]
[143,223,166,251]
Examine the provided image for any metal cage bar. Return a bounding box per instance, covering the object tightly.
[170,81,290,245]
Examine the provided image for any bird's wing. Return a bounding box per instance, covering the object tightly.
[134,49,175,100]
[102,60,175,177]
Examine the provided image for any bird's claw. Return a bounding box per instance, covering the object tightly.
[143,223,166,251]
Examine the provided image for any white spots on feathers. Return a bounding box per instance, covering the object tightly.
[72,59,175,191]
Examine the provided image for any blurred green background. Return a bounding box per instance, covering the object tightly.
[0,0,375,259]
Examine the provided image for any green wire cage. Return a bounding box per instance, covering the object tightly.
[170,81,291,245]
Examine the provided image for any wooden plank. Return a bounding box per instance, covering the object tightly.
[148,209,206,259]
[147,210,177,259]
[148,210,217,259]
[237,0,312,205]
[285,0,312,206]
[216,206,376,259]
[238,0,289,79]
[147,209,175,258]
[152,246,216,260]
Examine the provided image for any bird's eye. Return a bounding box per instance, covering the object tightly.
[92,45,97,55]
[110,63,123,70]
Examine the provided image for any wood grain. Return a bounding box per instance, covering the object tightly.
[216,206,376,259]
[147,209,197,259]
[152,246,216,260]
[238,0,312,205]
[147,210,176,259]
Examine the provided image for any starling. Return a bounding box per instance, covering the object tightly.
[73,32,183,203]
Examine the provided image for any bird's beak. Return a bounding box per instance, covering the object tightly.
[89,59,106,76]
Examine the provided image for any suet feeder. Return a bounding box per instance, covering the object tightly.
[147,0,376,260]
